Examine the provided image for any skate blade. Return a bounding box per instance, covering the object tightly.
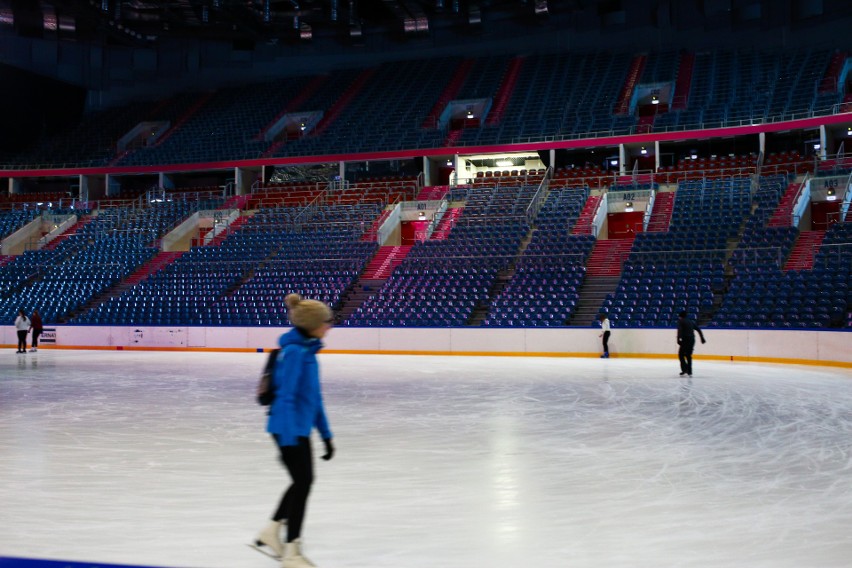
[247,542,282,561]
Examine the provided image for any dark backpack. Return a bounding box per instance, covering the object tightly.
[256,348,280,406]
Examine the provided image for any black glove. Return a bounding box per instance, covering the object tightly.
[321,438,335,461]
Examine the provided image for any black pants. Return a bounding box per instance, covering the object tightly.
[272,435,314,542]
[602,331,610,354]
[16,330,27,352]
[32,329,42,348]
[678,341,695,375]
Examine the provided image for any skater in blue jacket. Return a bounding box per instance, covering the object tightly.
[256,294,335,568]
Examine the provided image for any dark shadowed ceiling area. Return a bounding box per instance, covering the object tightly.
[4,0,852,49]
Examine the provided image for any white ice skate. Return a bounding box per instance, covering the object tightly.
[250,520,285,560]
[281,538,317,568]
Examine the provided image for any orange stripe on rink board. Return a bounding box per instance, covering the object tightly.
[4,345,851,368]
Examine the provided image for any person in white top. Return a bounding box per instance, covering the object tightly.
[14,309,30,354]
[598,313,611,359]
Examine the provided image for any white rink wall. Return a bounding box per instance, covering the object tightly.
[2,325,850,366]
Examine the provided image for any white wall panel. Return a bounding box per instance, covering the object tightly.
[379,327,451,352]
[450,328,520,353]
[748,330,819,361]
[817,331,852,363]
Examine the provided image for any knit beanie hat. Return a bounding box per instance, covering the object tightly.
[286,293,332,331]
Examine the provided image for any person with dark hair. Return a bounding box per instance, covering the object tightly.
[29,309,43,352]
[14,309,30,354]
[598,313,611,358]
[255,293,335,568]
[677,311,706,377]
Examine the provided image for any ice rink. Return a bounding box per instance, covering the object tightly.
[1,349,851,568]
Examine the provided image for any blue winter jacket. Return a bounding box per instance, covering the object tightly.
[266,328,333,446]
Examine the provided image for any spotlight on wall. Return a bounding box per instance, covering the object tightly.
[640,147,648,155]
[446,159,453,167]
[847,126,852,136]
[610,159,618,166]
[466,109,474,119]
[813,143,821,151]
[827,188,837,201]
[651,95,659,105]
[625,201,634,212]
[418,211,427,220]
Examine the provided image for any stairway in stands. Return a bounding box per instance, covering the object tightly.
[361,245,412,279]
[586,237,635,277]
[416,185,450,201]
[43,215,95,250]
[768,181,805,227]
[486,56,525,126]
[361,209,392,242]
[671,52,695,109]
[206,215,249,246]
[110,92,214,166]
[571,195,602,235]
[263,68,375,157]
[646,192,675,232]
[124,251,184,286]
[783,230,825,271]
[614,54,647,115]
[819,50,848,93]
[422,59,474,128]
[67,251,184,322]
[569,276,622,327]
[430,208,463,239]
[255,75,328,141]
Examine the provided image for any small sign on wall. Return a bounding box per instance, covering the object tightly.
[40,328,57,345]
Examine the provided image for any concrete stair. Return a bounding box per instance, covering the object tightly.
[569,276,622,327]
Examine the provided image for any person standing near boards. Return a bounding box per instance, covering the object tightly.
[255,294,335,568]
[14,309,30,354]
[29,309,43,352]
[677,311,706,377]
[598,313,611,358]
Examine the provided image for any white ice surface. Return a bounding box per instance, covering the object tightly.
[1,350,852,568]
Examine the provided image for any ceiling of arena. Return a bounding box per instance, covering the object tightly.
[4,0,852,48]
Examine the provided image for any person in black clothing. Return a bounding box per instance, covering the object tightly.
[677,311,706,377]
[29,309,43,352]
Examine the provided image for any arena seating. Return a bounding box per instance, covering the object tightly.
[344,184,535,326]
[600,176,751,327]
[0,48,840,168]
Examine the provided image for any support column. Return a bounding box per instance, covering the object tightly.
[9,178,22,195]
[759,132,766,156]
[619,144,626,176]
[549,149,556,172]
[159,173,175,190]
[422,156,431,186]
[819,125,828,160]
[654,141,661,171]
[235,166,261,195]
